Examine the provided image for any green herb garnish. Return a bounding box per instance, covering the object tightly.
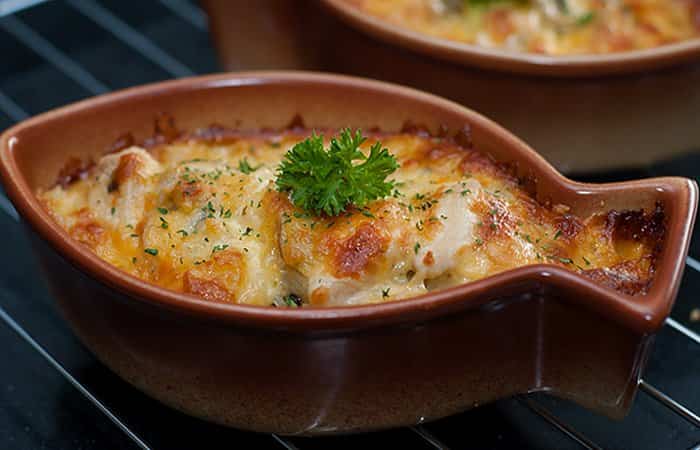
[144,248,158,256]
[238,158,260,174]
[555,0,569,13]
[558,257,573,265]
[282,294,302,307]
[576,11,595,26]
[275,129,399,216]
[212,244,229,254]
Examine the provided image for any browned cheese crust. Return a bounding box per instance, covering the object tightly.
[39,118,665,307]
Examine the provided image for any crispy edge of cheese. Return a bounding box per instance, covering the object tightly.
[39,130,665,306]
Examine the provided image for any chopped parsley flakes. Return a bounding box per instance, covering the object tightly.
[238,157,261,174]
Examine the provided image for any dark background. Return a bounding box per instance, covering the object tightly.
[0,1,698,449]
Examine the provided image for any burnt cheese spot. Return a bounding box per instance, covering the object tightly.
[581,258,653,296]
[183,273,232,303]
[554,214,583,241]
[56,157,94,189]
[423,250,435,266]
[69,209,105,247]
[182,249,246,303]
[105,133,135,155]
[109,152,142,193]
[331,223,389,279]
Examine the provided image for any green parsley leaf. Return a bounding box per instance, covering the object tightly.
[275,129,399,216]
[555,0,569,13]
[144,248,158,256]
[576,11,595,26]
[282,294,302,307]
[212,244,229,254]
[238,157,261,174]
[558,257,573,265]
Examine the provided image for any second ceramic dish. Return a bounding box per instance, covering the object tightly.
[204,0,700,172]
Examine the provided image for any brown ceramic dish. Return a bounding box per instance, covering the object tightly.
[321,0,700,77]
[0,72,696,435]
[203,0,700,172]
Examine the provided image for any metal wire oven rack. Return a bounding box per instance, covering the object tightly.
[0,1,698,448]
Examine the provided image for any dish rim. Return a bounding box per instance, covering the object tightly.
[0,71,696,333]
[320,0,700,77]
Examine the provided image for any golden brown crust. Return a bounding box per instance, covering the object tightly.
[69,209,105,247]
[42,121,666,305]
[55,157,94,189]
[554,214,584,242]
[183,249,246,303]
[105,133,135,155]
[183,273,232,303]
[329,222,390,279]
[109,152,142,192]
[581,258,653,296]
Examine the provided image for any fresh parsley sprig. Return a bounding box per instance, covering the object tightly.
[275,129,399,216]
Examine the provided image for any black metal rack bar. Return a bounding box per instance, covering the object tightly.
[1,14,109,94]
[517,397,603,450]
[65,0,195,78]
[410,425,450,449]
[0,89,27,122]
[0,304,151,450]
[666,315,700,345]
[271,434,300,450]
[0,0,48,17]
[639,381,700,428]
[156,0,207,31]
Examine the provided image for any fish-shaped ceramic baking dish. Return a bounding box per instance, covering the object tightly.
[0,72,696,434]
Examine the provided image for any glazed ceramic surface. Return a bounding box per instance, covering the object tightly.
[0,73,696,434]
[203,0,700,173]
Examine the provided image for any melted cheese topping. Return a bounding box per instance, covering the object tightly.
[39,130,661,307]
[346,0,700,55]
